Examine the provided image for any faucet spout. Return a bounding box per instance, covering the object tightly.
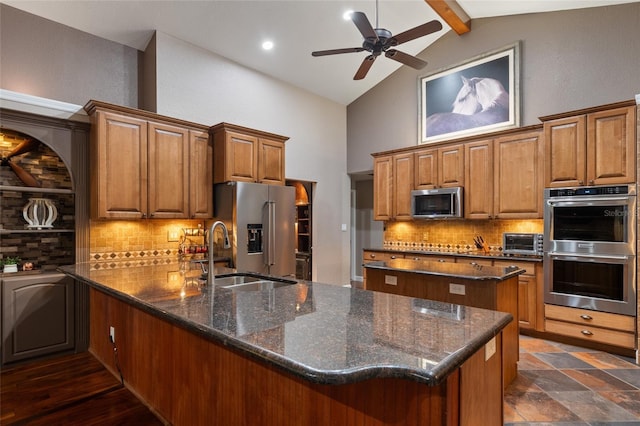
[208,220,230,285]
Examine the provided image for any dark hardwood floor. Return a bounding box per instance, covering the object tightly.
[1,352,164,425]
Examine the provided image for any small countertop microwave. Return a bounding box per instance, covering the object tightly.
[411,187,463,219]
[503,233,544,256]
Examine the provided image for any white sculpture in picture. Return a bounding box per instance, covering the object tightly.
[23,198,58,229]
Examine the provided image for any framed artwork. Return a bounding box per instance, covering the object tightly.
[419,42,520,144]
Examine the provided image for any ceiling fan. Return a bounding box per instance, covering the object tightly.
[1,138,41,187]
[311,1,443,80]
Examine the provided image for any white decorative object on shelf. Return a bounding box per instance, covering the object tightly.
[23,197,58,229]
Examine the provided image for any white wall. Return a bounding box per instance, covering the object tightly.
[152,32,351,285]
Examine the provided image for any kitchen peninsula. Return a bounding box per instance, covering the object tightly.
[364,258,524,387]
[61,262,512,425]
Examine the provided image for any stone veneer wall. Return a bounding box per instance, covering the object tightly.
[383,219,543,253]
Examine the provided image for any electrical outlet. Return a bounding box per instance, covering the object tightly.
[109,326,116,343]
[422,232,429,241]
[167,230,180,242]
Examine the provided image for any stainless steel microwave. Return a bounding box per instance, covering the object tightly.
[411,187,463,219]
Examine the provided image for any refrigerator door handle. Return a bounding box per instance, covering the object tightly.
[266,200,276,266]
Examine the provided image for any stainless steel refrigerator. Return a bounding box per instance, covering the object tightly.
[214,181,296,278]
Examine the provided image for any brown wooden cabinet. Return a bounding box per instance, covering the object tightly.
[545,304,635,349]
[372,152,414,220]
[393,152,414,219]
[494,260,543,332]
[211,122,288,185]
[493,130,543,218]
[464,139,493,219]
[85,101,212,220]
[414,144,464,189]
[544,105,636,187]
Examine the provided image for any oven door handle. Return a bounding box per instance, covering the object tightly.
[547,252,631,261]
[546,197,632,207]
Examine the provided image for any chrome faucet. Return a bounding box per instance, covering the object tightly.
[208,220,231,285]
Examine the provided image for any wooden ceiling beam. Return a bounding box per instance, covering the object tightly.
[425,0,471,35]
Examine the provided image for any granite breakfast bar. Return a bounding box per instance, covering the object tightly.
[364,258,525,387]
[61,261,512,425]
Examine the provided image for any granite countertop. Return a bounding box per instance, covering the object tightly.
[364,258,526,281]
[59,261,512,387]
[365,247,543,262]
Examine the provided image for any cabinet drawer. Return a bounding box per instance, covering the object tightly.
[493,260,537,275]
[363,251,404,263]
[408,254,455,263]
[545,319,635,348]
[545,304,635,332]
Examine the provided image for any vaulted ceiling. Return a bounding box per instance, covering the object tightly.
[4,0,637,105]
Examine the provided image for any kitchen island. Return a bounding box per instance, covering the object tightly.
[61,261,512,425]
[364,258,524,387]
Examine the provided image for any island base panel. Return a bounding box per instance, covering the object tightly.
[89,288,503,425]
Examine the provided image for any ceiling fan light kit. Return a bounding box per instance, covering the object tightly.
[312,5,443,80]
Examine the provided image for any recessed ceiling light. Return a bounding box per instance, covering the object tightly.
[343,10,354,20]
[262,40,274,51]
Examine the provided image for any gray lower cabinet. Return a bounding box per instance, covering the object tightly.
[1,273,75,365]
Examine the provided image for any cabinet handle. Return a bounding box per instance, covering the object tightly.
[470,262,477,266]
[580,314,593,321]
[438,259,445,262]
[370,254,376,259]
[390,255,397,259]
[589,180,594,185]
[581,330,593,336]
[578,180,584,185]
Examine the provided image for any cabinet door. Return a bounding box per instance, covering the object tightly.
[494,130,543,218]
[148,122,189,219]
[544,115,587,187]
[464,140,493,219]
[2,274,75,365]
[93,111,148,219]
[258,138,285,185]
[588,106,636,186]
[189,130,213,219]
[393,153,414,220]
[373,155,393,221]
[414,148,438,189]
[217,130,258,183]
[438,144,464,187]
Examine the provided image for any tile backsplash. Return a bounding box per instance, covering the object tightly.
[384,219,543,252]
[90,219,207,262]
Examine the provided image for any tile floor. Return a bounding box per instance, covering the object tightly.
[505,336,640,425]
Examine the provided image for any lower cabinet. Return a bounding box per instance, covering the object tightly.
[493,260,543,332]
[1,273,81,365]
[544,304,636,349]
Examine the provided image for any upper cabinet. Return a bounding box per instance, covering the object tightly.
[372,152,414,221]
[493,130,543,218]
[464,130,543,219]
[211,123,288,186]
[85,100,212,220]
[543,104,636,187]
[414,144,464,189]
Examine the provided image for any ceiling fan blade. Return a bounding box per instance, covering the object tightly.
[385,49,428,69]
[351,11,378,40]
[7,161,41,187]
[312,47,366,57]
[391,20,443,46]
[354,55,376,80]
[7,138,40,158]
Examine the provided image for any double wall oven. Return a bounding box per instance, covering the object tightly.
[544,185,637,316]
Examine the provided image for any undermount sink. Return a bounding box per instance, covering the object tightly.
[213,275,262,286]
[213,274,297,291]
[220,280,295,291]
